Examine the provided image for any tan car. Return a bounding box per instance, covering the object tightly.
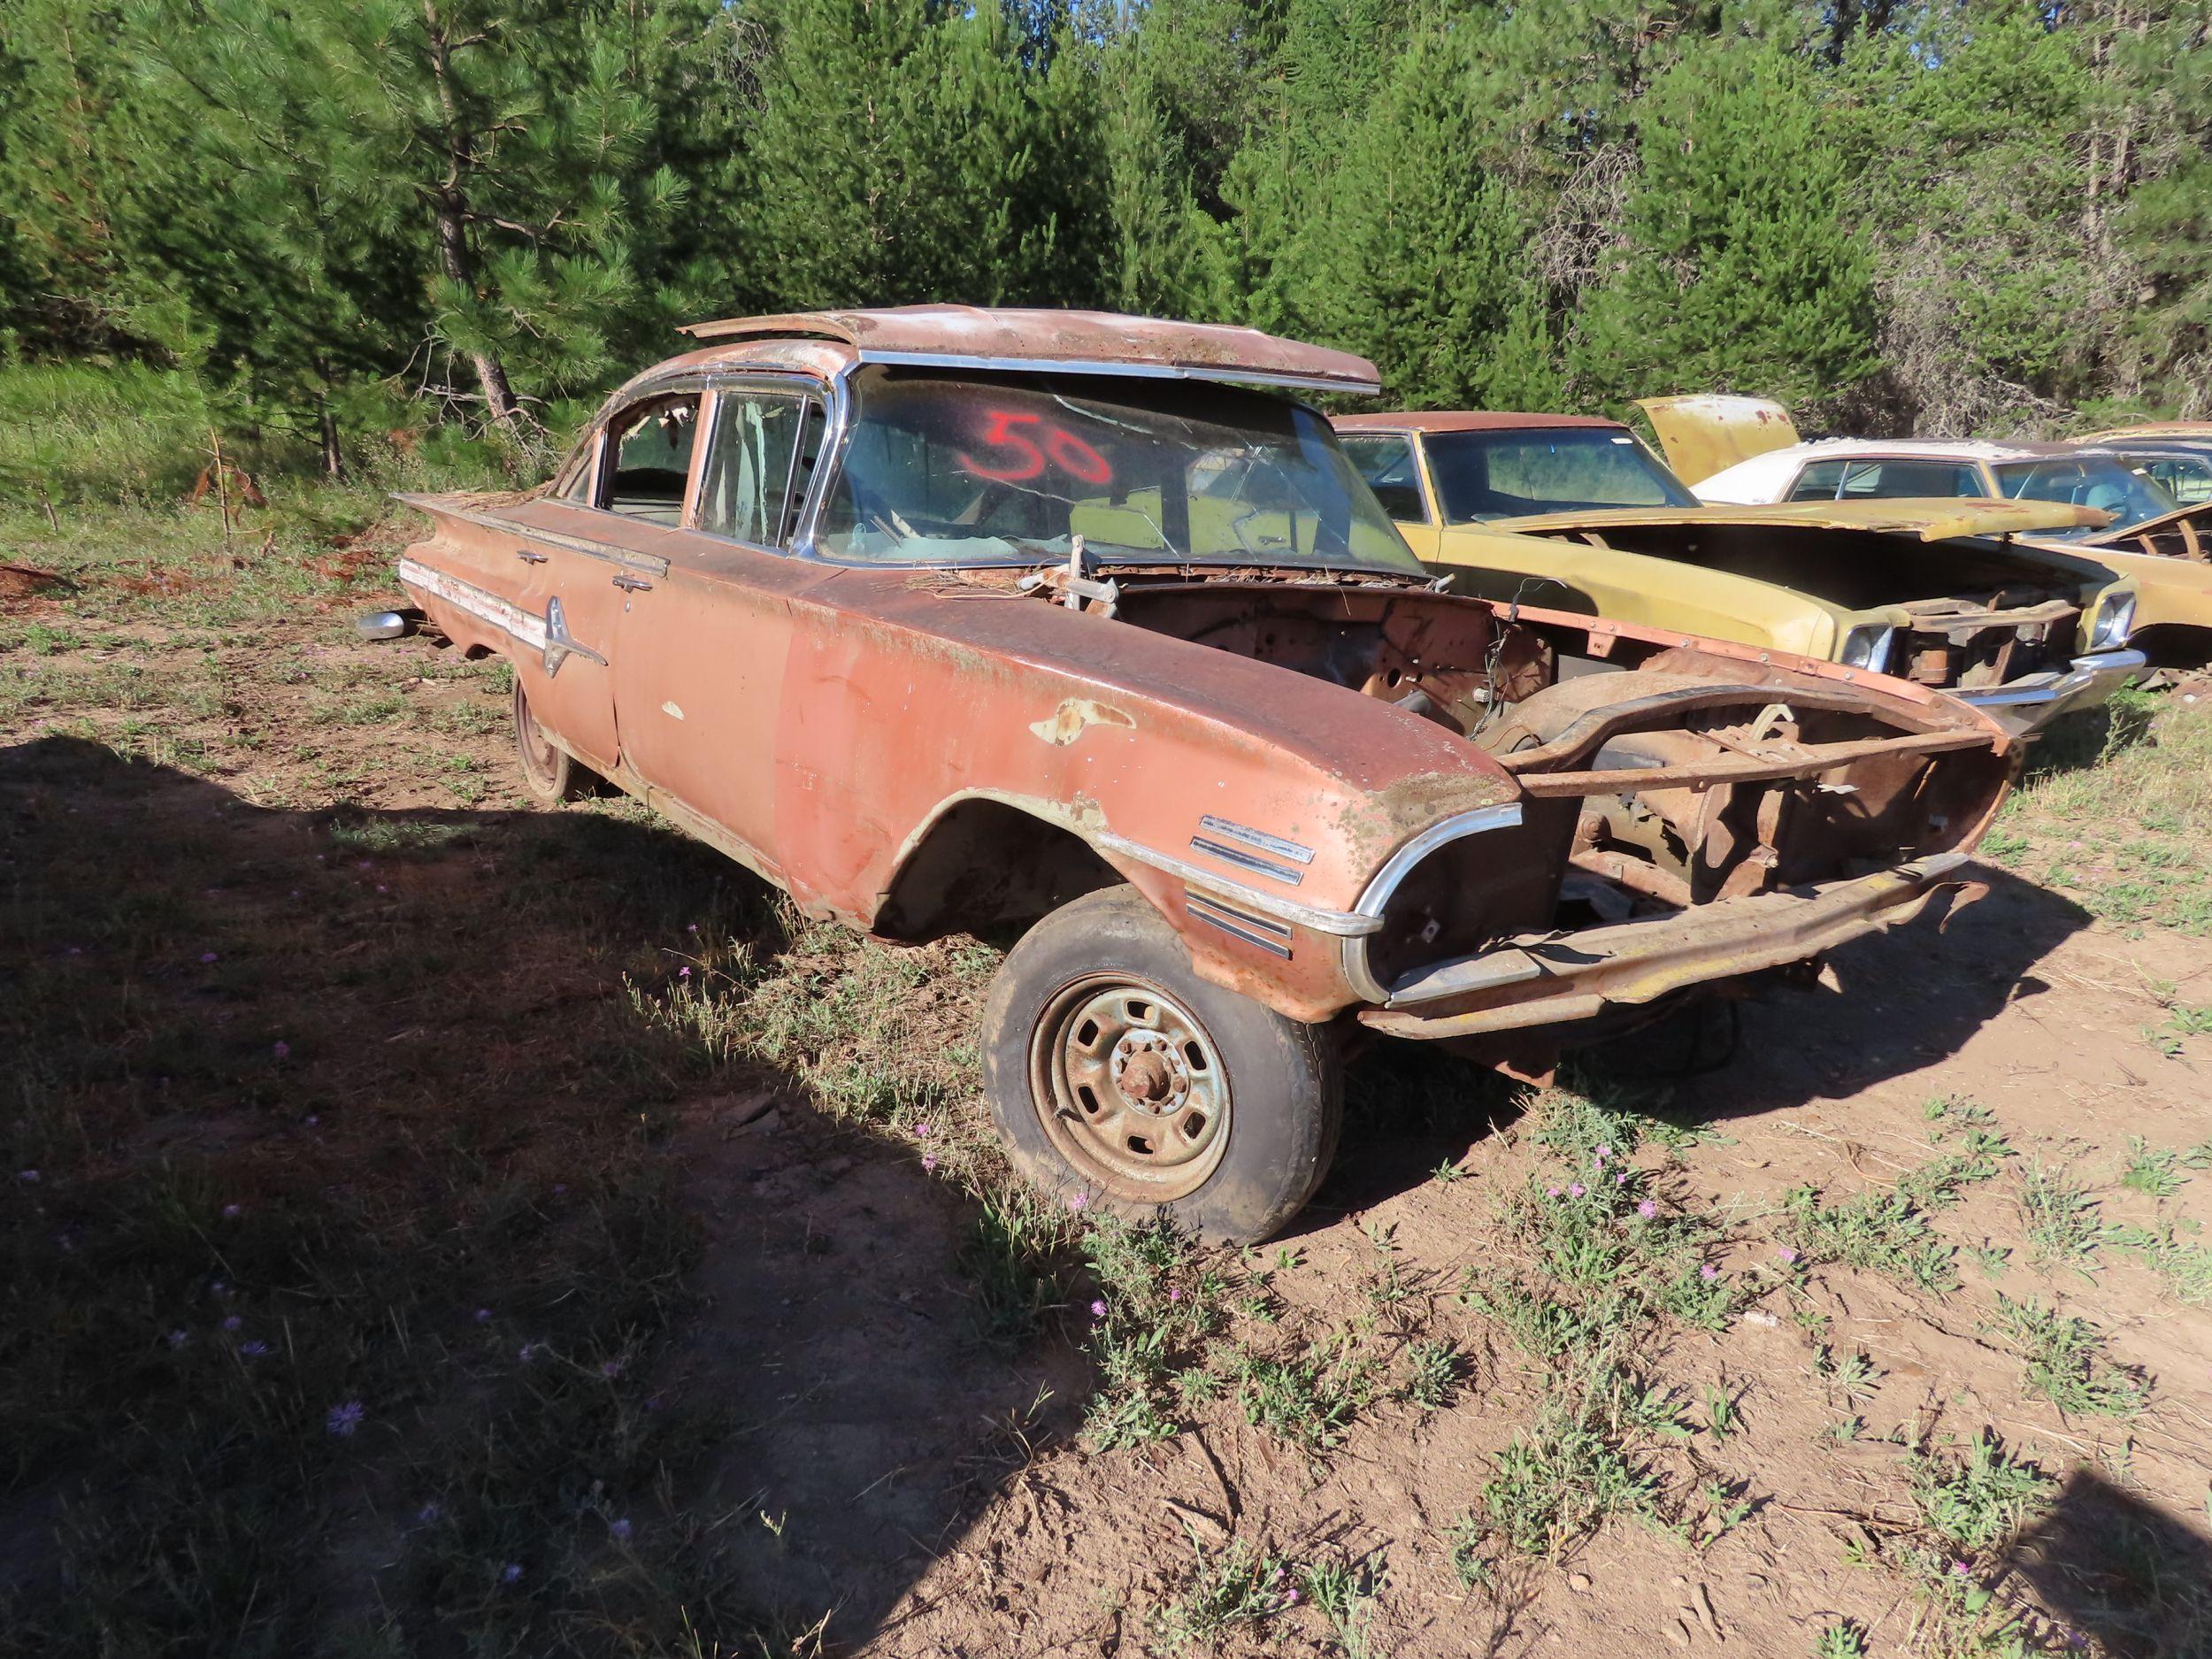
[1652,396,2212,670]
[370,308,2016,1240]
[1333,411,2143,733]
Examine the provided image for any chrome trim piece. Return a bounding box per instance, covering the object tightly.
[1957,649,2145,709]
[1187,895,1294,958]
[1339,802,1527,1004]
[396,558,607,680]
[1197,814,1315,866]
[391,493,671,578]
[541,595,606,678]
[355,611,409,641]
[1189,835,1304,886]
[851,347,1379,396]
[1092,831,1381,938]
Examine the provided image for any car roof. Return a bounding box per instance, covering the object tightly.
[1332,411,1629,434]
[654,305,1381,395]
[1763,436,2116,464]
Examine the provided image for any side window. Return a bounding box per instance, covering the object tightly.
[554,434,599,503]
[598,394,700,524]
[1786,459,1848,501]
[1850,460,1984,499]
[1339,433,1430,523]
[697,392,816,547]
[2145,455,2212,506]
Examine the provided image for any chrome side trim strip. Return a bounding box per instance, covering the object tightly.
[1197,814,1316,866]
[1093,831,1381,937]
[1339,802,1527,1003]
[1189,835,1304,886]
[397,557,547,654]
[392,493,672,577]
[850,348,1379,396]
[1187,896,1294,958]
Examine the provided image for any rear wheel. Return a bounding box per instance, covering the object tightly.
[981,886,1341,1242]
[512,681,594,803]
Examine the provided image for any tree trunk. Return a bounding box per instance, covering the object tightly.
[422,0,523,437]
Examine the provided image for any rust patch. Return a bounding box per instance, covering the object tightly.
[1028,698,1137,747]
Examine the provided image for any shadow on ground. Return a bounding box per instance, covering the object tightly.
[2012,1467,2212,1658]
[0,735,1049,1654]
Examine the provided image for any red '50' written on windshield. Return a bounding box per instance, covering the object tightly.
[958,410,1114,486]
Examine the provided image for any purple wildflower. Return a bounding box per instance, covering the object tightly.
[417,1502,441,1524]
[167,1329,189,1348]
[552,1184,567,1196]
[1286,1588,1302,1606]
[1638,1200,1658,1220]
[1067,1190,1088,1211]
[17,1169,37,1183]
[221,1202,242,1219]
[601,1358,623,1379]
[222,1315,242,1332]
[501,1563,523,1584]
[1778,1246,1800,1265]
[1569,1183,1586,1198]
[1169,1287,1182,1302]
[1546,1185,1562,1198]
[199,951,219,964]
[1594,1146,1611,1164]
[1615,1171,1628,1187]
[1953,1561,1972,1578]
[475,1308,493,1323]
[686,923,699,933]
[921,1154,938,1173]
[1089,1300,1107,1319]
[272,1041,290,1059]
[239,1340,269,1357]
[678,965,691,979]
[326,1401,364,1437]
[915,1121,934,1140]
[610,1517,634,1542]
[518,1344,537,1364]
[1699,1263,1720,1282]
[304,1115,319,1127]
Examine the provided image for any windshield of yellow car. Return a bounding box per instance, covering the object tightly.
[1425,426,1700,522]
[1992,456,2176,537]
[814,368,1424,575]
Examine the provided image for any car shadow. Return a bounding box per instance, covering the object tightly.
[2009,1465,2212,1657]
[1308,863,2094,1221]
[0,736,1051,1652]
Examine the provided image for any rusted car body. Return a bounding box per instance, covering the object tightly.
[379,308,2016,1240]
[1647,395,2212,671]
[1333,411,2143,731]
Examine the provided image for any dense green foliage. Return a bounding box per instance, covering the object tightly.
[2,0,2207,497]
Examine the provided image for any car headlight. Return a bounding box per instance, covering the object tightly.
[2089,592,2136,652]
[1839,624,1895,671]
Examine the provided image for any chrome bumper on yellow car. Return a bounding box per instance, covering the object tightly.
[1955,649,2145,736]
[1361,854,1978,1041]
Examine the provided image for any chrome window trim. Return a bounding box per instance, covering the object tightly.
[1337,803,1526,1003]
[688,375,827,557]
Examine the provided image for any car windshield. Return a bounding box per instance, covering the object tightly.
[1991,455,2176,537]
[1423,426,1700,522]
[814,369,1421,574]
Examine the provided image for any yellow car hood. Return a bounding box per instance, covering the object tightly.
[1493,498,2115,543]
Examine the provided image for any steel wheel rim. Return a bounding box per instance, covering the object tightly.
[1028,973,1231,1202]
[515,688,561,792]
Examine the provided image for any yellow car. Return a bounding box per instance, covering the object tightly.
[1333,411,2143,733]
[1642,395,2212,671]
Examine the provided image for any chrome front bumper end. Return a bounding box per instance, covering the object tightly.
[1361,853,1978,1041]
[1956,649,2145,736]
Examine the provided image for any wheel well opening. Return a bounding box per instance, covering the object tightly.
[875,801,1118,941]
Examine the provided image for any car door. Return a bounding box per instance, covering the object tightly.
[609,380,827,877]
[498,391,703,776]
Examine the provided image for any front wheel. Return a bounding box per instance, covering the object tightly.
[980,886,1341,1243]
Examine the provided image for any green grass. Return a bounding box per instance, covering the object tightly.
[1148,1531,1296,1654]
[2016,1161,2109,1271]
[1909,1434,2055,1555]
[1987,1294,2146,1418]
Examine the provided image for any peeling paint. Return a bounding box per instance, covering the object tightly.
[1029,698,1137,747]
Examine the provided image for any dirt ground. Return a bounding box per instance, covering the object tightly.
[4,502,2210,1659]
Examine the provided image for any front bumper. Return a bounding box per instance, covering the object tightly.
[1361,853,1977,1041]
[1955,649,2145,736]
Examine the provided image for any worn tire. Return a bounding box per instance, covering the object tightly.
[512,680,595,803]
[981,885,1342,1243]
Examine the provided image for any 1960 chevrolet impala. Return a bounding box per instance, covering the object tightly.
[374,307,2016,1240]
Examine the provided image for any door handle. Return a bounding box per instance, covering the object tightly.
[611,573,653,593]
[516,549,549,565]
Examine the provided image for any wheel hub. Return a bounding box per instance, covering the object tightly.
[1028,976,1230,1202]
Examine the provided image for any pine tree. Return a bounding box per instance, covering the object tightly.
[1572,37,1880,413]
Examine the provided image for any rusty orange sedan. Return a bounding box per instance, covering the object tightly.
[372,307,2017,1240]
